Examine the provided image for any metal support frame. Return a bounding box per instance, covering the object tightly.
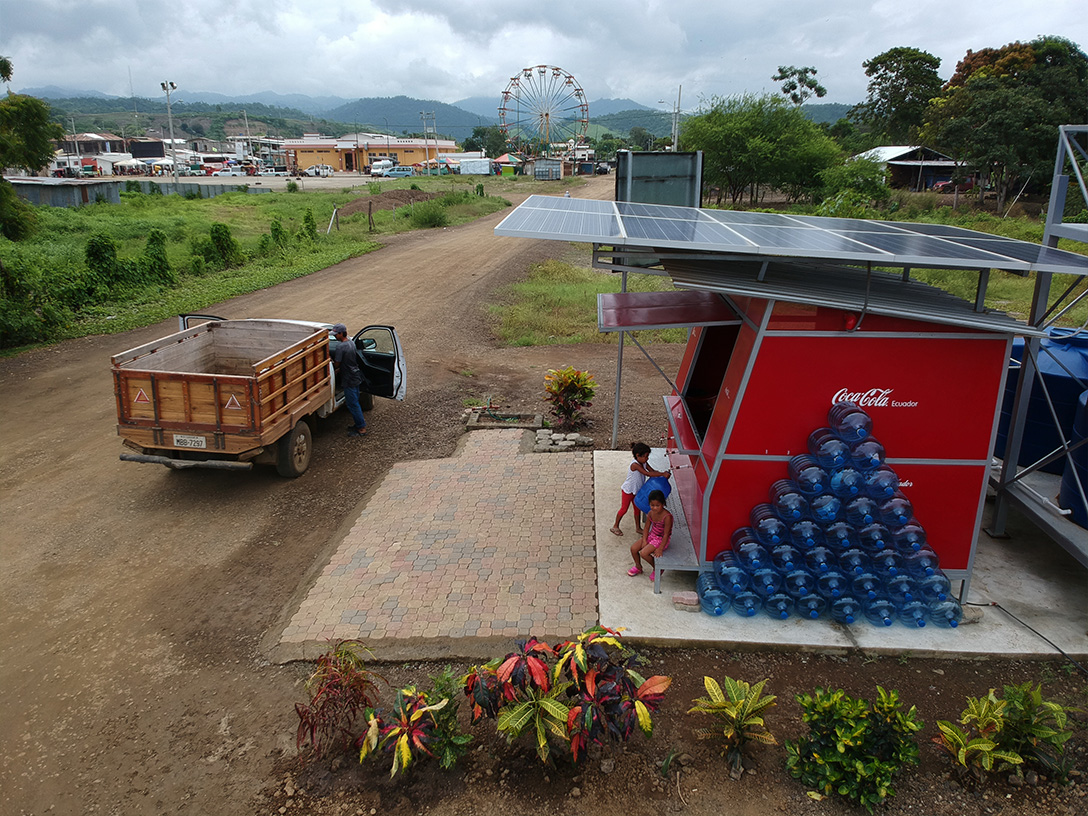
[989,125,1088,562]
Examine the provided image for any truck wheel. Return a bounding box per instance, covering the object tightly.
[276,420,312,477]
[360,391,374,412]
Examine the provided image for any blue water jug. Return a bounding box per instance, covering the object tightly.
[634,476,672,513]
[830,467,864,499]
[816,569,849,599]
[885,574,917,605]
[831,596,862,625]
[783,568,817,599]
[863,596,897,627]
[713,551,750,595]
[829,401,872,442]
[905,547,940,577]
[899,599,929,628]
[763,592,795,620]
[735,539,770,571]
[805,545,837,574]
[880,494,914,528]
[824,521,860,552]
[857,523,892,554]
[788,455,829,497]
[731,590,763,618]
[845,497,879,527]
[851,571,883,600]
[731,527,760,548]
[696,572,729,616]
[771,542,802,573]
[750,503,788,546]
[929,598,964,628]
[838,548,873,575]
[770,479,810,522]
[810,493,842,524]
[917,571,952,603]
[864,466,900,500]
[750,566,783,598]
[850,438,886,471]
[872,548,905,578]
[808,429,850,470]
[790,519,826,550]
[796,593,827,619]
[892,523,927,554]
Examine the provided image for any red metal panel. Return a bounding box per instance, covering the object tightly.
[674,325,702,395]
[889,463,988,571]
[766,303,992,334]
[704,460,791,561]
[667,450,705,558]
[726,334,1008,460]
[598,290,737,331]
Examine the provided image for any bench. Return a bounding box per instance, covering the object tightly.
[648,451,703,594]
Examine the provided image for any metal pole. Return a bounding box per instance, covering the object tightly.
[610,270,628,449]
[161,81,179,186]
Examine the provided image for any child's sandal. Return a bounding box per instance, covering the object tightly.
[627,567,643,577]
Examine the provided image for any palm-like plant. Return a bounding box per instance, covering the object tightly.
[689,676,777,773]
[933,691,1023,782]
[358,686,450,777]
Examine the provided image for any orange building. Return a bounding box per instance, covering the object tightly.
[284,132,458,173]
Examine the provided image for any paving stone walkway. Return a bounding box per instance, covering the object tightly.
[276,429,598,661]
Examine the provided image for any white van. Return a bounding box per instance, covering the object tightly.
[370,159,394,177]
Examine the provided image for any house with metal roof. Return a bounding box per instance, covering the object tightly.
[854,145,960,190]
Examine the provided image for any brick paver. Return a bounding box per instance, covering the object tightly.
[278,429,598,658]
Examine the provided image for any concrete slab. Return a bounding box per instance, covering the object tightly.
[595,450,1088,659]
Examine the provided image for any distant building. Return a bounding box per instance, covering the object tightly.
[284,132,458,173]
[853,145,959,190]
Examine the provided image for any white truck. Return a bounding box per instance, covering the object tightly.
[370,159,395,177]
[458,158,493,176]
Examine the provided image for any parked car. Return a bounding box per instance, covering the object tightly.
[212,167,248,177]
[369,159,395,176]
[257,166,289,176]
[304,164,334,177]
[383,166,415,178]
[933,178,977,193]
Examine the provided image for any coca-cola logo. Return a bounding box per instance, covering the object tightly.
[833,388,892,407]
[832,388,918,408]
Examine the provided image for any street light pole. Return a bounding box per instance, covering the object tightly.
[161,81,179,185]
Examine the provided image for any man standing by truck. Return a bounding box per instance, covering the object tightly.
[332,324,367,436]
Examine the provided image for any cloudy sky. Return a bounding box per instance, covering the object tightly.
[2,0,1085,109]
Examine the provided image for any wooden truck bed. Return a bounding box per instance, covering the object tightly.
[112,320,332,457]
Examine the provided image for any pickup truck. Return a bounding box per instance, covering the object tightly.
[112,315,405,476]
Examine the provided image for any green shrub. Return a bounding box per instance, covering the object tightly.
[193,222,243,270]
[188,255,207,276]
[815,190,879,220]
[367,182,381,195]
[286,180,299,193]
[996,682,1076,780]
[140,229,174,286]
[475,183,485,197]
[409,182,421,191]
[302,208,319,241]
[269,218,289,247]
[786,686,923,812]
[408,201,449,228]
[0,182,37,240]
[426,666,474,769]
[933,691,1023,783]
[124,180,142,194]
[0,255,71,347]
[147,182,163,196]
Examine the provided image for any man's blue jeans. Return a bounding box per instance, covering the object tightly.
[345,385,366,430]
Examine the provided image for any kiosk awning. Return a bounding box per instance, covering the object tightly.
[598,290,740,332]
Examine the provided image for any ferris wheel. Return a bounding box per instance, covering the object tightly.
[498,65,589,156]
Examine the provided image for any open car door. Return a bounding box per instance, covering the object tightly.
[353,325,406,401]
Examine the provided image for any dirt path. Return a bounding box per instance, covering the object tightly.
[0,175,672,815]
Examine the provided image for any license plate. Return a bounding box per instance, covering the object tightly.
[172,434,207,449]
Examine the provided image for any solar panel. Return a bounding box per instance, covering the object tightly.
[494,195,1088,277]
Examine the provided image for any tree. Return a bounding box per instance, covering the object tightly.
[0,56,12,83]
[921,36,1088,208]
[772,66,828,106]
[461,125,506,158]
[0,63,64,174]
[628,125,653,150]
[681,94,841,204]
[850,47,943,143]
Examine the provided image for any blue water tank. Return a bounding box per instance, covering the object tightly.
[994,329,1088,474]
[1058,390,1087,529]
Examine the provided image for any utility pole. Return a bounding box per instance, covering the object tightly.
[420,111,437,175]
[161,81,180,185]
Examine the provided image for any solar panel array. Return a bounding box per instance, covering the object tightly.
[495,195,1088,277]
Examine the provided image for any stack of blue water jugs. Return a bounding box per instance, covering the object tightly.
[694,400,963,629]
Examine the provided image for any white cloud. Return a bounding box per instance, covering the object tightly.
[2,0,1085,110]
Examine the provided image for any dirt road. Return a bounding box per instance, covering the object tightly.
[0,175,677,815]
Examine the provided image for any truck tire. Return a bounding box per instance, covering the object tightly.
[276,420,312,478]
[360,391,374,412]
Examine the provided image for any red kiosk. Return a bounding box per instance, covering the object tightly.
[496,196,1088,595]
